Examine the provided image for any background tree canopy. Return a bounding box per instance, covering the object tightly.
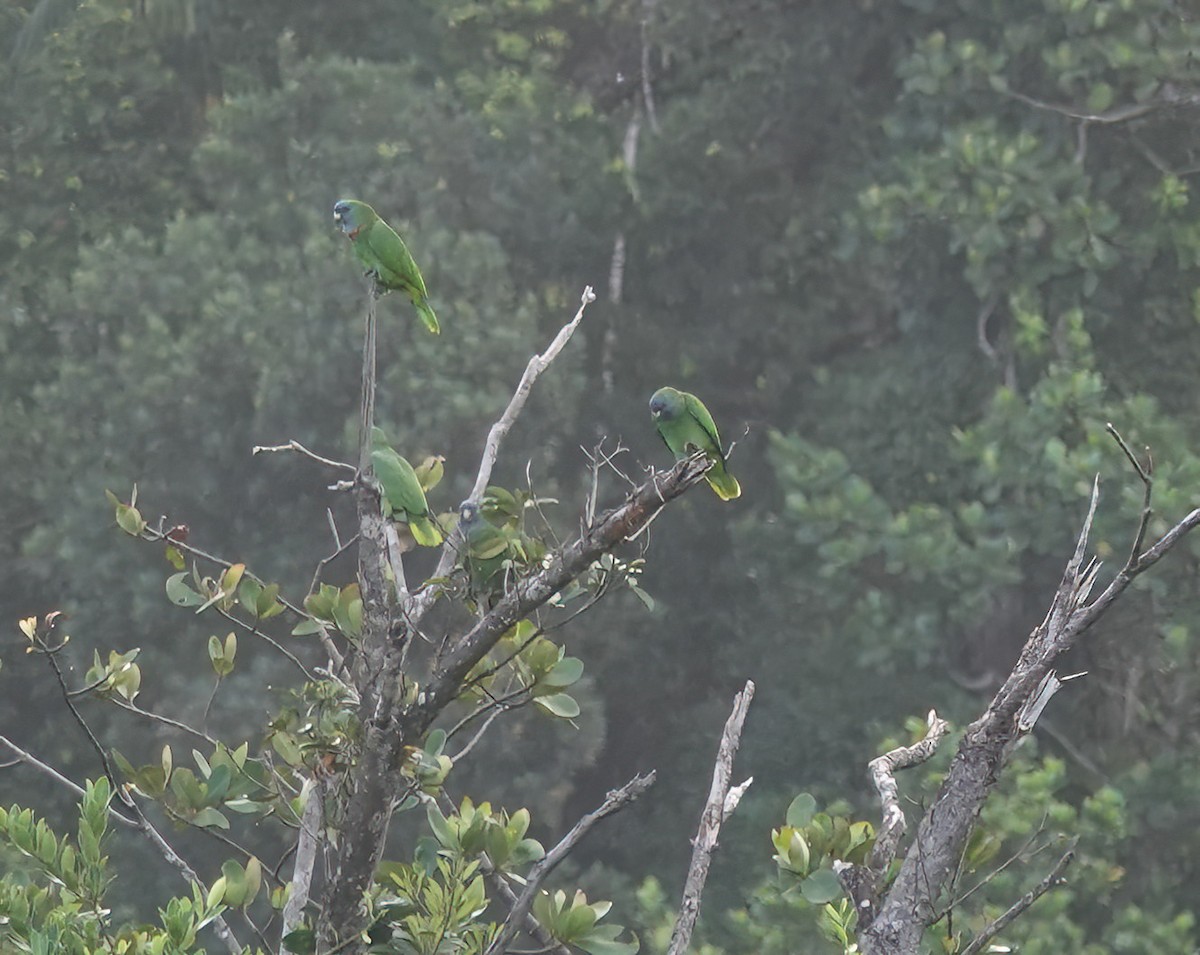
[3,0,1200,951]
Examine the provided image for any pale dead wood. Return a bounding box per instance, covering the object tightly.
[859,430,1200,953]
[667,680,756,955]
[280,778,325,954]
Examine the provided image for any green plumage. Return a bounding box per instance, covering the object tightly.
[371,429,443,546]
[649,386,742,501]
[334,199,440,335]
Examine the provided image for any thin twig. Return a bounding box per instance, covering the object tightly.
[468,287,595,505]
[1106,422,1153,567]
[309,509,358,598]
[959,845,1076,955]
[667,681,755,955]
[942,826,1054,918]
[525,460,564,552]
[404,287,595,624]
[1004,87,1169,125]
[0,734,136,828]
[484,771,655,955]
[216,608,314,680]
[251,440,357,474]
[40,641,131,807]
[448,710,502,764]
[127,797,245,954]
[144,522,308,620]
[108,696,220,746]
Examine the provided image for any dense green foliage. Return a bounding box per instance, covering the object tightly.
[4,0,1200,951]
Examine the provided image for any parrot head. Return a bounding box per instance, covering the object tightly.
[458,501,480,526]
[333,198,376,237]
[649,387,684,423]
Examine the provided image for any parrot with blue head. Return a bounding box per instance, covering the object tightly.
[333,198,440,335]
[457,500,513,610]
[649,386,741,501]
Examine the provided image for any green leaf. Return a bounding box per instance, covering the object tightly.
[281,928,316,954]
[107,488,147,537]
[786,792,818,828]
[629,584,655,611]
[414,835,440,875]
[243,856,263,907]
[192,807,230,830]
[426,803,458,850]
[534,693,580,719]
[166,573,206,608]
[271,732,303,767]
[424,728,447,757]
[541,656,584,688]
[205,764,232,803]
[414,454,445,492]
[575,926,640,955]
[800,868,843,904]
[1086,82,1114,113]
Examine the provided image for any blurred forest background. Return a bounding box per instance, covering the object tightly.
[3,0,1200,951]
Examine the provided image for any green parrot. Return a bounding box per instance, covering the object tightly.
[371,428,443,546]
[648,386,742,501]
[457,500,512,609]
[333,198,440,335]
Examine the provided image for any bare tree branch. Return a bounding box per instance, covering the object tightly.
[1004,86,1179,125]
[667,680,755,955]
[281,777,325,954]
[480,858,572,955]
[0,734,137,829]
[860,435,1200,953]
[126,797,245,955]
[251,440,357,474]
[485,771,656,955]
[104,696,220,746]
[868,710,952,875]
[959,845,1076,955]
[468,286,595,506]
[405,286,596,624]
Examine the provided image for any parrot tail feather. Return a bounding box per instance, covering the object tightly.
[409,515,444,547]
[705,461,742,501]
[414,298,440,335]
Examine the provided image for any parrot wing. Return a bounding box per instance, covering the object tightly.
[371,436,430,520]
[365,219,429,297]
[682,392,725,458]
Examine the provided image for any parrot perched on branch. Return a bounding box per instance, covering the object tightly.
[333,198,440,335]
[457,500,515,610]
[649,386,741,501]
[370,429,443,546]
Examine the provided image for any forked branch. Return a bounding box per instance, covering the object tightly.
[860,429,1200,953]
[667,680,756,955]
